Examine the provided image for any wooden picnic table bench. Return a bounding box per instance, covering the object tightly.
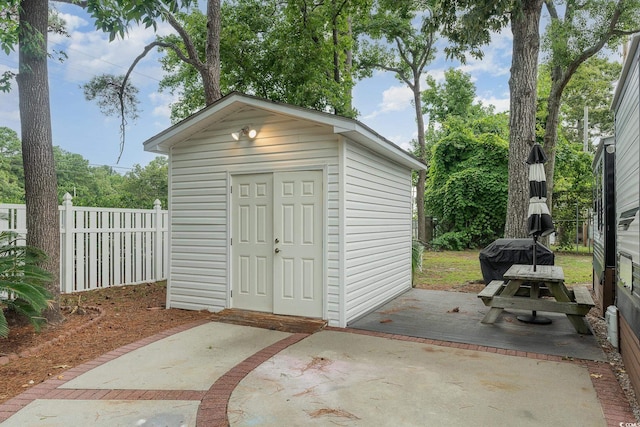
[477,264,594,334]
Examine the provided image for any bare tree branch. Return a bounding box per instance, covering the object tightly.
[114,40,183,162]
[164,11,205,71]
[544,0,558,19]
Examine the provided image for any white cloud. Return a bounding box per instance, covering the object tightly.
[362,85,413,120]
[49,18,174,89]
[425,68,446,84]
[476,94,510,113]
[0,63,20,131]
[414,30,512,97]
[0,91,20,129]
[149,91,177,122]
[385,131,414,151]
[0,60,17,74]
[56,12,89,33]
[457,30,512,77]
[459,53,510,77]
[381,85,413,111]
[398,141,412,151]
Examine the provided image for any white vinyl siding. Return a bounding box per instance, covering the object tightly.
[326,163,341,325]
[150,95,423,327]
[167,106,340,323]
[168,169,228,310]
[343,142,413,323]
[615,45,640,266]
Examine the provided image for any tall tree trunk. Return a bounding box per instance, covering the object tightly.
[413,77,427,243]
[332,12,341,115]
[344,17,353,114]
[17,0,63,323]
[204,0,222,104]
[332,5,354,116]
[543,75,564,218]
[503,0,544,238]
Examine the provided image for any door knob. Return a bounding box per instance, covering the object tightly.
[275,248,280,253]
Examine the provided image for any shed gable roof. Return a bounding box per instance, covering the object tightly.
[143,92,426,170]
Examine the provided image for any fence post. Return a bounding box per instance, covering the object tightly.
[61,193,74,293]
[154,199,163,281]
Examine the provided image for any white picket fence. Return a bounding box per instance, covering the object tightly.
[0,193,168,293]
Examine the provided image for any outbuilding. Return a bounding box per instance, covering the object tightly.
[144,92,426,327]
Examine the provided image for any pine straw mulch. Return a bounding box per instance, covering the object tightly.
[0,282,213,404]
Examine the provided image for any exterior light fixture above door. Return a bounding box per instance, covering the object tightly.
[231,126,257,140]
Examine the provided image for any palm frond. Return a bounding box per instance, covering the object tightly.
[0,230,53,338]
[0,311,8,338]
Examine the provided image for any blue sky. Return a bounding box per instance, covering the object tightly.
[1,5,530,173]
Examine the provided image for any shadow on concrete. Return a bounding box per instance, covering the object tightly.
[349,288,606,361]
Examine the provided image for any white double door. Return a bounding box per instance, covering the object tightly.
[232,171,323,318]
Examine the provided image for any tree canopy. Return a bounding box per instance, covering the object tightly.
[0,127,24,204]
[0,127,168,209]
[422,68,483,123]
[540,0,640,214]
[358,0,437,243]
[537,57,621,145]
[422,69,509,249]
[155,0,366,122]
[535,56,621,248]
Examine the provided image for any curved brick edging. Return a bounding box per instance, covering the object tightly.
[0,321,635,427]
[0,305,106,365]
[329,326,637,427]
[196,333,310,427]
[0,319,211,422]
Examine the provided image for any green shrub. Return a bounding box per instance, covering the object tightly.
[0,231,53,338]
[430,231,470,251]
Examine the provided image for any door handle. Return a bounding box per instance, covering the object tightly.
[275,248,280,253]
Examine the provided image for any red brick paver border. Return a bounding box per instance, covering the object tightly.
[0,319,210,422]
[196,333,309,427]
[0,320,636,427]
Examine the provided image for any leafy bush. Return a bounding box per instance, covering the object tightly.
[430,231,470,251]
[0,231,53,338]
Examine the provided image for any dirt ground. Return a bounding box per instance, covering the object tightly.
[1,281,639,422]
[0,282,213,404]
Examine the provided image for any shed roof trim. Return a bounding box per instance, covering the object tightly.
[143,92,426,170]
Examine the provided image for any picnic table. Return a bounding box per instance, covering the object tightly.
[478,264,594,334]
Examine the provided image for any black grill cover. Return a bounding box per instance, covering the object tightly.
[479,238,554,284]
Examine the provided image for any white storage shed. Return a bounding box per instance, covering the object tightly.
[144,92,426,327]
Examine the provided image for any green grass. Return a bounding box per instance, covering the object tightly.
[415,249,593,288]
[418,250,484,287]
[550,244,594,255]
[552,251,593,285]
